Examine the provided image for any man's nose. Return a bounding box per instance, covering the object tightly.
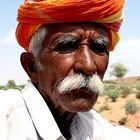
[73,46,97,76]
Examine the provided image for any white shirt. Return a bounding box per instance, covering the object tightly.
[0,82,140,140]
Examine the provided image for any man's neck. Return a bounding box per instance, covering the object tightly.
[40,91,75,139]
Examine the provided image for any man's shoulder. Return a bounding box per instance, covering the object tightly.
[79,110,140,140]
[0,89,23,101]
[0,89,25,112]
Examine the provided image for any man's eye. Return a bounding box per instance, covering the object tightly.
[89,41,108,54]
[54,41,79,53]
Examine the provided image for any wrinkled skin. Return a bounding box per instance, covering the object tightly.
[21,22,109,139]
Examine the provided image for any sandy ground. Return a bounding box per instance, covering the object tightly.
[94,92,140,132]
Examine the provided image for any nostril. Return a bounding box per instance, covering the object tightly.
[76,70,92,78]
[77,70,88,77]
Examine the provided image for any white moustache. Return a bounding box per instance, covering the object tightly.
[57,74,104,95]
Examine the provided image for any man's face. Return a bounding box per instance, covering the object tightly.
[35,23,109,113]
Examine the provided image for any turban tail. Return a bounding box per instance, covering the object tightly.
[16,0,125,52]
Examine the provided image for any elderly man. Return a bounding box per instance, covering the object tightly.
[0,0,140,140]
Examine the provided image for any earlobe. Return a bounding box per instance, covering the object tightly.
[20,52,38,84]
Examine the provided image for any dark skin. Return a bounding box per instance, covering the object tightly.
[21,22,109,139]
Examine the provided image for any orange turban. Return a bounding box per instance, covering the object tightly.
[16,0,125,52]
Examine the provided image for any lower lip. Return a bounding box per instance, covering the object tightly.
[60,87,95,99]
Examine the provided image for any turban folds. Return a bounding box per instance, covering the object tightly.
[16,0,125,52]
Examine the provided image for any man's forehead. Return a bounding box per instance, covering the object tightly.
[45,22,108,36]
[40,22,109,49]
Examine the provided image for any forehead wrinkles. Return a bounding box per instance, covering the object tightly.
[46,23,108,43]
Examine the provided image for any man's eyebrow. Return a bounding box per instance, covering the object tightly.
[57,34,77,44]
[91,36,109,48]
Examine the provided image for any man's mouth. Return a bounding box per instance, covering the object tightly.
[60,87,96,100]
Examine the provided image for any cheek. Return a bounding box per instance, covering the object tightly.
[38,53,75,107]
[39,52,75,86]
[48,54,75,79]
[95,55,109,76]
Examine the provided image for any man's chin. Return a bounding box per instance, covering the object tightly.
[62,104,94,113]
[60,97,97,113]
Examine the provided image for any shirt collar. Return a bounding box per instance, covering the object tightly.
[70,111,95,140]
[22,81,65,140]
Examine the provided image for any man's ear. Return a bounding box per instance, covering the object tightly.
[20,52,38,84]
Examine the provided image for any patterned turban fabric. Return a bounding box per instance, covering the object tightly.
[16,0,125,52]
